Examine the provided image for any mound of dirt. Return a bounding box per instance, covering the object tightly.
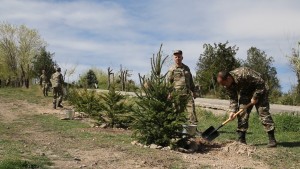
[220,141,256,157]
[193,138,222,153]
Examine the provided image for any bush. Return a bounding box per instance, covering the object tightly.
[274,114,300,132]
[67,88,102,117]
[100,86,132,128]
[279,92,300,106]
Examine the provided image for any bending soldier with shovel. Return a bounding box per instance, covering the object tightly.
[213,67,277,147]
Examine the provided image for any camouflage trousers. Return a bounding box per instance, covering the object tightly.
[52,87,63,104]
[237,93,275,132]
[176,95,198,124]
[41,83,48,96]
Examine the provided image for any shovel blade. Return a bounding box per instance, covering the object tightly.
[201,126,220,141]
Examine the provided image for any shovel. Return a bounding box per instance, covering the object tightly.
[201,103,252,141]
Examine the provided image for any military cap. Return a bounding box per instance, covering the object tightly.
[173,50,183,55]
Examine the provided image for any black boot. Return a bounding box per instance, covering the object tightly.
[57,101,63,108]
[53,102,56,109]
[237,131,246,144]
[267,130,277,148]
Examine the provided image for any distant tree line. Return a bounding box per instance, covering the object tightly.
[195,41,299,105]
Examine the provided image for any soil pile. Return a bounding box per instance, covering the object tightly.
[220,141,256,157]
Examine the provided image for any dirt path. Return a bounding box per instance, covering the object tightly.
[0,98,270,169]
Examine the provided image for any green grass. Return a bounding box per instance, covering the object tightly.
[0,85,51,105]
[195,108,300,169]
[0,138,52,169]
[0,159,50,169]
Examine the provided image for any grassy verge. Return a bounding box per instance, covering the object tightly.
[196,108,300,169]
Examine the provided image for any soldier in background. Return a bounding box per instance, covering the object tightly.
[217,67,277,147]
[167,50,198,124]
[40,70,48,96]
[51,67,64,109]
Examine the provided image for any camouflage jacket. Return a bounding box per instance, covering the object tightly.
[40,74,48,85]
[51,72,64,88]
[167,63,195,94]
[226,67,267,112]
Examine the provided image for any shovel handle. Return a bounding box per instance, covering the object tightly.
[221,103,253,126]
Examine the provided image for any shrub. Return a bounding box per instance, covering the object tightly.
[279,92,300,106]
[67,88,102,117]
[99,86,132,128]
[274,114,300,132]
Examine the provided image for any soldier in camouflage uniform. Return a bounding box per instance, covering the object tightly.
[217,67,277,147]
[40,70,48,97]
[168,50,198,124]
[51,67,64,109]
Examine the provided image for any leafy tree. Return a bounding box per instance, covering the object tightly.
[287,42,300,93]
[86,69,98,88]
[91,68,108,89]
[0,23,18,78]
[195,42,241,96]
[244,47,281,101]
[32,46,56,82]
[0,23,46,88]
[132,45,187,146]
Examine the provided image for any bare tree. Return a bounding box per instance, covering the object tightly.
[107,67,113,89]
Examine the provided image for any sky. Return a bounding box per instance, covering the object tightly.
[1,0,300,92]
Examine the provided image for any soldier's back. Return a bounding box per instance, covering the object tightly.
[51,72,62,87]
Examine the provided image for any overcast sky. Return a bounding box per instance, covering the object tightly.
[1,0,300,92]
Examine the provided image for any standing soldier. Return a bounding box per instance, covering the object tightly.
[40,70,48,96]
[217,67,277,147]
[51,67,64,109]
[168,50,198,124]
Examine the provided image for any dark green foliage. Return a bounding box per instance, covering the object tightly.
[67,89,102,117]
[278,87,300,106]
[67,87,132,128]
[100,86,132,128]
[86,69,98,88]
[243,47,281,101]
[32,46,56,80]
[274,114,300,132]
[132,45,187,146]
[195,42,241,97]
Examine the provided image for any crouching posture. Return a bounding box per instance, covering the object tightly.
[217,67,277,147]
[51,67,64,109]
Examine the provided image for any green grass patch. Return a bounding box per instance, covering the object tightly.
[0,139,52,169]
[31,114,89,132]
[0,85,51,105]
[0,159,45,169]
